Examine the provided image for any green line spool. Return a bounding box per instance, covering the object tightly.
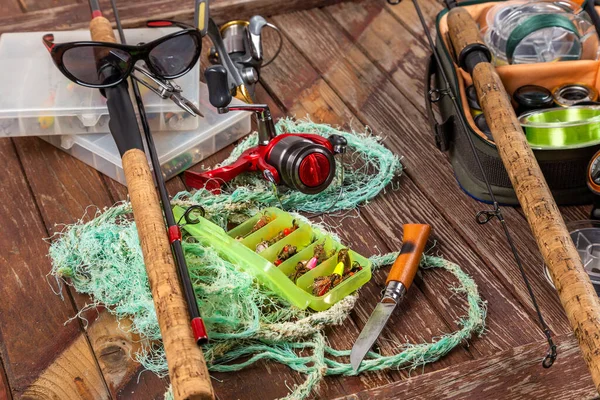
[520,106,600,149]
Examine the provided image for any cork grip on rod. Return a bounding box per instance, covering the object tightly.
[122,150,214,400]
[448,7,600,394]
[90,17,214,400]
[386,224,431,288]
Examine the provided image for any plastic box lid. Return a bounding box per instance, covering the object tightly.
[0,28,200,137]
[41,83,251,186]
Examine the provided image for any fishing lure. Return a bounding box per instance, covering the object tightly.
[288,242,330,283]
[274,244,297,266]
[311,249,364,296]
[245,214,273,237]
[255,220,299,252]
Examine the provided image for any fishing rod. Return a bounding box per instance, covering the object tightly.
[86,1,214,398]
[389,0,558,367]
[395,0,600,390]
[106,0,208,344]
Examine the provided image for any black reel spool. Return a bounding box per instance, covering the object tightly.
[513,85,554,115]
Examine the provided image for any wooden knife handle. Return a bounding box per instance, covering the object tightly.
[386,224,431,288]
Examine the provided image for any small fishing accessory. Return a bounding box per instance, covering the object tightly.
[132,66,202,116]
[519,106,600,149]
[350,224,431,371]
[257,220,298,252]
[311,273,343,297]
[267,220,298,245]
[289,241,328,282]
[552,83,599,107]
[245,213,273,237]
[289,260,310,283]
[184,65,347,194]
[337,248,351,272]
[513,85,554,115]
[42,27,202,88]
[274,244,297,266]
[466,85,482,117]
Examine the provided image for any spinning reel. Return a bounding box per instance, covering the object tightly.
[184,65,347,194]
[206,15,282,103]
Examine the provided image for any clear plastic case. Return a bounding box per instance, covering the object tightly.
[0,28,200,137]
[483,0,598,65]
[41,83,251,186]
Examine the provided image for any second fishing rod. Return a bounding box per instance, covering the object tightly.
[86,0,213,398]
[105,0,208,345]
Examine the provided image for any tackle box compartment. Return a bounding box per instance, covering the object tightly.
[0,28,200,137]
[41,83,251,186]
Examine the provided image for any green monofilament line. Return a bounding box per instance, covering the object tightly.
[47,119,486,400]
[506,14,581,64]
[520,106,600,149]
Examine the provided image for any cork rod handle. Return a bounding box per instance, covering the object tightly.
[90,17,214,400]
[448,7,600,394]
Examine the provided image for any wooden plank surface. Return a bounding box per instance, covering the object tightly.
[0,0,346,35]
[0,137,106,395]
[336,333,597,400]
[0,0,595,398]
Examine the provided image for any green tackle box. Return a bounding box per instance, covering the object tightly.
[173,207,372,311]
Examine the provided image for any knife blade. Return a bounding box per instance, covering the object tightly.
[350,223,431,372]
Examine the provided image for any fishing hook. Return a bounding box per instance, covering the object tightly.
[177,205,206,226]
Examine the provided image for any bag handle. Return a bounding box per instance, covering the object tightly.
[424,54,454,152]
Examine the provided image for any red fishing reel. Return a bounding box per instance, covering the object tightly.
[185,65,347,194]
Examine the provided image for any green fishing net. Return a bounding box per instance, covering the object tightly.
[48,119,486,399]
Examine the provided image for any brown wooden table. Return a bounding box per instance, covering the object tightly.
[0,0,596,399]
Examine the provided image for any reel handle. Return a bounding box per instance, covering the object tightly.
[205,65,233,109]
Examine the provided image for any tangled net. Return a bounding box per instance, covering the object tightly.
[48,119,486,399]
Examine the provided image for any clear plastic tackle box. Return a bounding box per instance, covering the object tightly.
[41,83,251,186]
[0,28,200,137]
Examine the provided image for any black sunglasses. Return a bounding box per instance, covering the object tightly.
[43,28,202,88]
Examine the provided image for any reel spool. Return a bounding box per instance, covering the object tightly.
[484,0,597,65]
[519,106,600,149]
[513,85,554,115]
[553,83,599,107]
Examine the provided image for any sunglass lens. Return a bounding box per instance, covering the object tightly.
[62,46,131,86]
[148,33,199,78]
